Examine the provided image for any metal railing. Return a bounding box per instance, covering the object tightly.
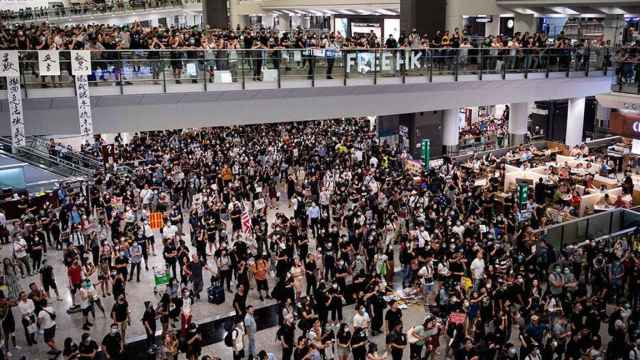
[0,0,199,23]
[533,208,640,249]
[26,136,102,170]
[8,47,614,97]
[611,58,640,94]
[0,137,94,178]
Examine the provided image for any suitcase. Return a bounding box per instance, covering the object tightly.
[208,277,225,304]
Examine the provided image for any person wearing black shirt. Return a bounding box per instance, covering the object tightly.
[102,323,124,360]
[163,240,178,279]
[39,258,61,300]
[110,296,129,340]
[63,337,79,360]
[232,284,247,320]
[277,317,295,360]
[78,333,99,360]
[304,254,317,295]
[385,300,403,336]
[336,323,351,360]
[350,327,368,360]
[142,301,157,351]
[369,290,386,336]
[454,339,477,360]
[113,253,128,280]
[386,322,407,360]
[185,322,202,360]
[28,232,44,272]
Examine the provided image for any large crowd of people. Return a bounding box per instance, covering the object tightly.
[0,0,188,23]
[0,118,639,360]
[0,21,614,86]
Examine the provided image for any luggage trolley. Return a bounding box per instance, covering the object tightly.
[152,266,171,294]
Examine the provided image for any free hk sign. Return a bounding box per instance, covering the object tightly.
[345,51,429,73]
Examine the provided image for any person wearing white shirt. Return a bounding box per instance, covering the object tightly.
[38,305,61,356]
[143,221,156,255]
[162,221,178,241]
[470,251,486,290]
[415,225,430,249]
[17,292,36,346]
[352,305,370,330]
[0,209,7,244]
[231,321,245,360]
[13,236,31,278]
[369,156,379,168]
[319,189,330,210]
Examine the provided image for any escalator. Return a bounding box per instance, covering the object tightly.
[25,136,103,170]
[0,137,95,178]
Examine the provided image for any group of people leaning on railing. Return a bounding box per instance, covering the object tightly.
[0,0,183,22]
[0,22,619,86]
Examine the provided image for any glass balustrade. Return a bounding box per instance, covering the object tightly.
[3,47,613,96]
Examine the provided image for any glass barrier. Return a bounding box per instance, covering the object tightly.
[533,208,640,249]
[8,47,614,95]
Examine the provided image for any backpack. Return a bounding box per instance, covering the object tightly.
[224,329,235,347]
[624,346,639,360]
[44,309,56,321]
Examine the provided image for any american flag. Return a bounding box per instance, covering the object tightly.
[241,208,253,235]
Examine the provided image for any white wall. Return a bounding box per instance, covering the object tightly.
[446,0,507,33]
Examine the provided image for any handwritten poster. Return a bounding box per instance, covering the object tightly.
[6,77,25,148]
[74,75,93,139]
[38,50,60,76]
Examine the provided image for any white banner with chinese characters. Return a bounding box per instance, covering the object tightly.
[70,50,91,76]
[6,77,25,148]
[0,51,20,77]
[74,75,93,139]
[38,50,60,76]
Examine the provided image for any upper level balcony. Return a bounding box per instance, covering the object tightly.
[0,0,202,25]
[0,47,615,135]
[10,47,613,98]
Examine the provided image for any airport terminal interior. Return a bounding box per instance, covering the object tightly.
[3,0,640,360]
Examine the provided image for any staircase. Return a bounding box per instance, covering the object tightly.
[0,137,95,178]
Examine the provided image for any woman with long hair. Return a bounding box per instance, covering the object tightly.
[335,322,351,360]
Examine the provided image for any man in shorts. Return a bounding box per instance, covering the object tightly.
[37,304,61,357]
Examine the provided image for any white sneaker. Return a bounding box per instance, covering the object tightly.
[15,345,22,350]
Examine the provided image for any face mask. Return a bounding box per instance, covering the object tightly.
[111,328,118,334]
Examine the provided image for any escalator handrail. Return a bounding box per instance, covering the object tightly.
[0,138,94,177]
[27,136,102,168]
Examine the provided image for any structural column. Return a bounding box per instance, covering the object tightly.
[566,97,586,146]
[508,102,529,146]
[442,109,459,154]
[203,0,230,28]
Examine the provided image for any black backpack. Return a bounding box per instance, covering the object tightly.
[224,329,234,347]
[44,309,56,321]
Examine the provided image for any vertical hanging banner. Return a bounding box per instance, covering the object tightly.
[75,75,93,139]
[0,51,24,148]
[38,50,60,76]
[70,50,93,139]
[7,77,25,148]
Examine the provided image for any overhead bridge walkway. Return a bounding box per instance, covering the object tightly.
[0,47,615,135]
